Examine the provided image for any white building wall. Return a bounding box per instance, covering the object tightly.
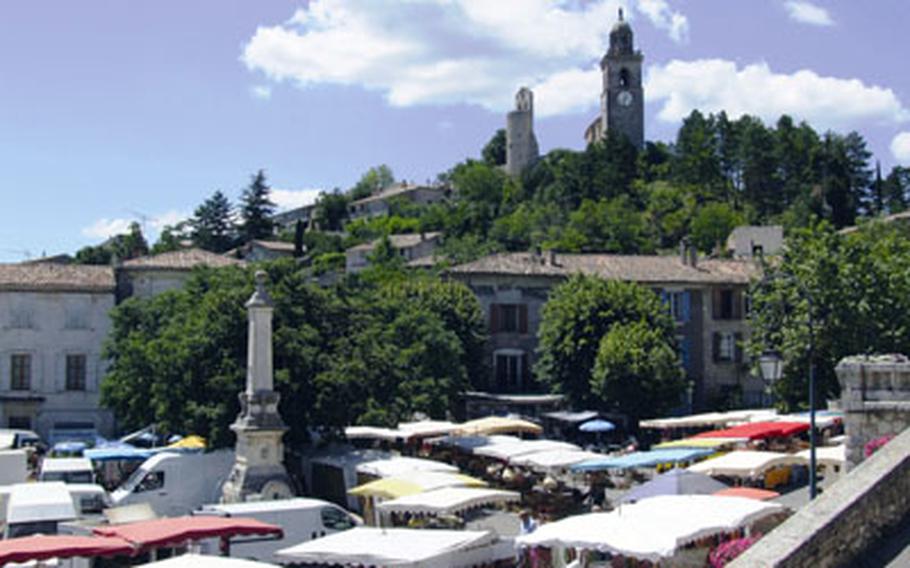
[0,291,115,440]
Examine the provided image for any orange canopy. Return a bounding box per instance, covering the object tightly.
[713,487,781,501]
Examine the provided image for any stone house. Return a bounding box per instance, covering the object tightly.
[726,225,784,259]
[227,240,297,263]
[118,248,244,300]
[347,183,450,220]
[345,232,441,273]
[272,203,317,232]
[0,263,116,441]
[448,247,765,410]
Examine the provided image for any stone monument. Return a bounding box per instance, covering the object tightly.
[836,353,910,469]
[221,270,294,502]
[505,87,539,177]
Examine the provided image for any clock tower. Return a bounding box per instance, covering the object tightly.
[585,8,644,148]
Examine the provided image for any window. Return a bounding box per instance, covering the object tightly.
[66,354,87,391]
[619,68,630,88]
[661,290,690,323]
[712,288,743,320]
[321,507,355,530]
[489,304,528,334]
[8,416,31,430]
[135,471,165,493]
[10,354,31,391]
[64,310,89,330]
[10,308,33,329]
[713,332,743,363]
[494,351,529,391]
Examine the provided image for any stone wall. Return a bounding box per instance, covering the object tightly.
[836,354,910,468]
[729,424,910,567]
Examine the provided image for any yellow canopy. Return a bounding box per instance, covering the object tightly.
[348,472,486,500]
[166,435,206,449]
[653,437,743,449]
[454,416,543,436]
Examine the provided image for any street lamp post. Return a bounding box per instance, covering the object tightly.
[757,279,818,500]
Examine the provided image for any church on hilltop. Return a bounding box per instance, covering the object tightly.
[505,9,645,176]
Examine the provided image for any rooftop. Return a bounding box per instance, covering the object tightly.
[0,263,115,293]
[449,251,758,285]
[348,232,442,253]
[122,248,244,271]
[349,183,448,207]
[248,240,296,252]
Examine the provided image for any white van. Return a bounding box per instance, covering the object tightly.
[195,498,361,561]
[39,457,95,484]
[110,450,234,517]
[0,450,29,485]
[2,482,77,538]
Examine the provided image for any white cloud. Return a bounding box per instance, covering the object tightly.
[250,84,272,100]
[892,132,910,164]
[150,210,190,231]
[241,0,687,118]
[785,1,834,27]
[81,218,134,240]
[271,188,322,211]
[646,59,910,131]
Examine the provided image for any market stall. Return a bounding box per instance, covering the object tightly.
[619,468,728,504]
[93,516,283,556]
[688,451,804,487]
[570,448,715,472]
[515,495,785,564]
[377,487,520,517]
[355,456,459,478]
[0,535,134,565]
[692,421,809,441]
[509,449,603,471]
[454,416,543,437]
[275,527,513,567]
[473,440,580,462]
[139,554,278,568]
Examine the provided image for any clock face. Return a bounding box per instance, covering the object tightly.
[617,90,633,107]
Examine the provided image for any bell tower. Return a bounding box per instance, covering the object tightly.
[585,8,644,148]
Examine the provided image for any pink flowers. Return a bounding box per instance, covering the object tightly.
[864,435,894,458]
[709,535,762,567]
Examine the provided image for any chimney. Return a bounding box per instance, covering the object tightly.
[420,231,426,241]
[679,238,689,266]
[689,245,698,268]
[547,250,557,266]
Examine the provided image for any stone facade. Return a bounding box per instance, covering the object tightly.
[345,232,441,274]
[119,248,244,300]
[505,87,539,177]
[0,264,116,440]
[449,248,764,407]
[585,9,644,148]
[835,354,910,469]
[348,183,450,220]
[726,225,784,259]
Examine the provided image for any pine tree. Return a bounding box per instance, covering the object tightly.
[238,170,275,243]
[192,190,235,253]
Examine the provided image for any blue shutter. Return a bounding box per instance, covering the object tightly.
[680,337,692,372]
[681,291,691,323]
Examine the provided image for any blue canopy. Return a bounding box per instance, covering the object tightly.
[52,441,87,454]
[570,448,714,471]
[84,446,155,462]
[579,419,616,433]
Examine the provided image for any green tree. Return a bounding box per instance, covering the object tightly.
[482,129,507,167]
[238,170,275,242]
[151,221,190,254]
[350,165,395,200]
[690,202,744,253]
[592,320,685,421]
[535,275,681,412]
[748,221,910,410]
[192,190,235,252]
[313,189,350,232]
[74,222,149,265]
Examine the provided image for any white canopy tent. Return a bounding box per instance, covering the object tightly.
[688,451,803,478]
[139,555,277,568]
[276,527,510,567]
[473,440,580,461]
[640,409,777,430]
[397,420,458,438]
[428,435,521,451]
[515,495,784,562]
[795,444,846,467]
[355,456,458,478]
[509,449,604,470]
[377,487,520,516]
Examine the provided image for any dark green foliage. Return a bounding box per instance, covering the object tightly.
[75,222,149,265]
[350,165,395,200]
[313,189,350,232]
[690,202,744,254]
[482,129,507,167]
[748,222,910,411]
[101,261,486,445]
[535,275,683,414]
[192,190,236,253]
[238,170,276,242]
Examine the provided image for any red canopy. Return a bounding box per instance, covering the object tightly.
[0,535,135,565]
[692,421,809,441]
[93,516,283,551]
[713,487,781,501]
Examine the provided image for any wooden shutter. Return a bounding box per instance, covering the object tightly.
[712,332,721,362]
[519,305,528,334]
[732,290,744,320]
[681,291,691,323]
[734,332,744,363]
[490,304,500,333]
[712,289,722,320]
[521,352,531,387]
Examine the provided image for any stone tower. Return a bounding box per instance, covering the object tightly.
[584,8,644,148]
[505,87,539,177]
[222,271,294,503]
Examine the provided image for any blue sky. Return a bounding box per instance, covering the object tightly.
[2,1,909,261]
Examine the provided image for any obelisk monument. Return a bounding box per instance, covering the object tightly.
[222,271,293,502]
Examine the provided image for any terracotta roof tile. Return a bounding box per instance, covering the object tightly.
[449,252,757,285]
[122,248,244,271]
[0,263,115,292]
